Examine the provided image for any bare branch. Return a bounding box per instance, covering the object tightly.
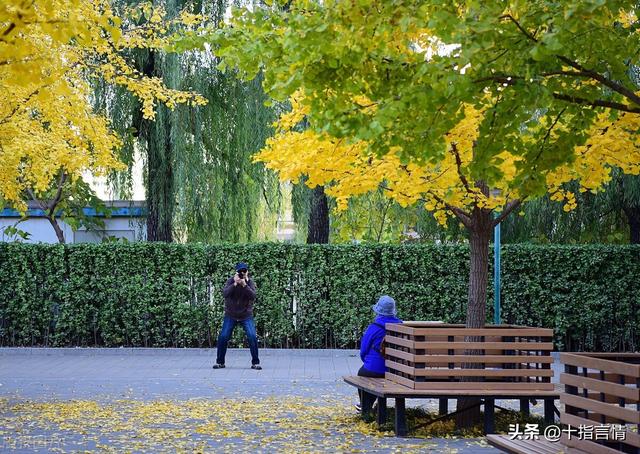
[493,199,521,226]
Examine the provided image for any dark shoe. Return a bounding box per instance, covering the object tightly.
[212,363,225,369]
[251,364,262,370]
[354,403,362,413]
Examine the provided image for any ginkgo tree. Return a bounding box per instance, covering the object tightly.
[0,0,205,233]
[188,0,640,427]
[193,0,640,328]
[257,95,640,328]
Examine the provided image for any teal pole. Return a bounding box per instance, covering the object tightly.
[494,221,501,325]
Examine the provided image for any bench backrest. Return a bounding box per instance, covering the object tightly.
[383,323,554,391]
[559,352,640,454]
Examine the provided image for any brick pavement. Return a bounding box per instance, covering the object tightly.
[0,348,562,452]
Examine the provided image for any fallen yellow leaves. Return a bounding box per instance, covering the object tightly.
[0,396,436,453]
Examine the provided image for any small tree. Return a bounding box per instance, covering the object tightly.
[24,174,111,244]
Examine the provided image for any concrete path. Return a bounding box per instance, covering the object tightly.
[0,348,557,453]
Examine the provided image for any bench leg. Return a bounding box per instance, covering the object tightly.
[394,398,408,437]
[519,398,530,416]
[483,398,495,434]
[376,397,387,426]
[544,398,555,424]
[360,390,376,417]
[439,398,448,415]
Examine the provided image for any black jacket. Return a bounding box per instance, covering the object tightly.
[222,277,257,321]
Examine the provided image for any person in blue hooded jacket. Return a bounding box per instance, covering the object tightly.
[356,295,402,416]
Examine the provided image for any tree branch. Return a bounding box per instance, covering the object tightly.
[26,188,47,212]
[499,14,538,43]
[26,172,69,220]
[532,107,566,164]
[378,183,473,228]
[555,55,640,107]
[451,143,472,194]
[499,13,640,108]
[0,88,41,125]
[485,48,510,65]
[426,190,474,228]
[552,93,640,113]
[48,172,68,215]
[493,199,521,226]
[473,75,521,85]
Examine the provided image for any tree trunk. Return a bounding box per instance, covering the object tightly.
[139,50,174,242]
[146,109,174,242]
[466,225,491,328]
[456,208,493,429]
[623,206,640,244]
[47,217,66,244]
[307,185,329,243]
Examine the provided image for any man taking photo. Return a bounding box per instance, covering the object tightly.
[213,262,261,370]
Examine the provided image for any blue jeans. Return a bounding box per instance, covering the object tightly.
[216,316,260,365]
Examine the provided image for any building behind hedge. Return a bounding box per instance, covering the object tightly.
[0,201,146,243]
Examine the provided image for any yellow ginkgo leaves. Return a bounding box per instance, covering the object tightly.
[256,92,640,225]
[0,0,206,211]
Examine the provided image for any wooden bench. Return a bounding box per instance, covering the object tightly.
[344,323,559,436]
[486,434,573,453]
[344,375,559,436]
[559,352,639,454]
[488,352,640,454]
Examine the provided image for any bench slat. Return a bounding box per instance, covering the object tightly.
[486,434,570,454]
[345,375,559,397]
[561,412,640,449]
[386,325,554,337]
[385,348,554,364]
[384,373,554,391]
[560,393,640,424]
[561,434,622,454]
[561,353,640,378]
[386,360,553,377]
[386,337,554,351]
[410,381,554,391]
[560,373,640,402]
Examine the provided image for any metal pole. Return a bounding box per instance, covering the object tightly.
[494,221,501,325]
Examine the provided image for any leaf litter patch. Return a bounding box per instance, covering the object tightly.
[0,396,452,453]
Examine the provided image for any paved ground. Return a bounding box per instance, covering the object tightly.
[0,348,561,453]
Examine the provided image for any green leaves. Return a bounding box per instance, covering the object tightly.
[0,243,638,351]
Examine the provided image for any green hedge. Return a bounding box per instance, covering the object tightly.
[0,243,638,351]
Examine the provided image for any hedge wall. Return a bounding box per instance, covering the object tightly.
[0,243,638,351]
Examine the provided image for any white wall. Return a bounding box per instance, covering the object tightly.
[0,217,146,243]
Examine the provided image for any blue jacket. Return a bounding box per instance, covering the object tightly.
[360,315,403,374]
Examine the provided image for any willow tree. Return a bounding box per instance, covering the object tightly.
[98,0,281,242]
[503,172,640,244]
